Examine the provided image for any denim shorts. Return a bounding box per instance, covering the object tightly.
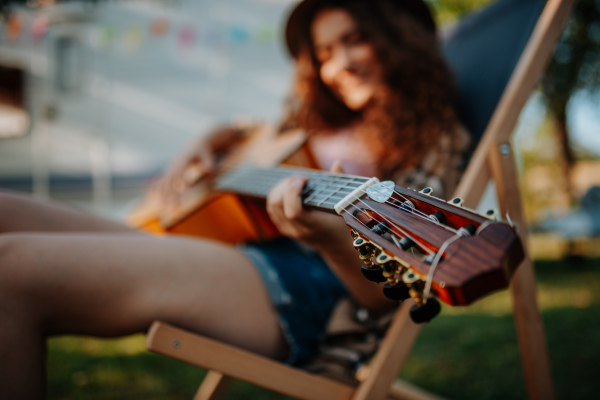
[239,237,348,365]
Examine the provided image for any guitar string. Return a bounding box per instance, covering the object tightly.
[287,167,462,236]
[222,167,434,249]
[353,182,461,235]
[422,232,464,301]
[297,173,462,246]
[340,193,436,256]
[214,156,463,236]
[217,166,434,256]
[223,164,461,237]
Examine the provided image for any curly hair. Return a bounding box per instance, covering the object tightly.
[282,0,461,180]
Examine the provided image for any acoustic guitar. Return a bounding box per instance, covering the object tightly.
[128,125,524,322]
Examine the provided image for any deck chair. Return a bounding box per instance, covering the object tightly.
[146,0,575,399]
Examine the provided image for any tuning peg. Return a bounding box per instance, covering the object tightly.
[419,187,433,195]
[383,282,411,301]
[484,209,498,220]
[395,236,415,251]
[354,238,386,282]
[375,252,400,285]
[409,298,441,323]
[353,237,374,268]
[448,197,463,206]
[401,200,416,211]
[371,221,390,236]
[428,211,446,224]
[361,264,386,282]
[402,269,419,284]
[375,253,392,264]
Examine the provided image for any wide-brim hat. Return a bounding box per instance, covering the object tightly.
[284,0,437,58]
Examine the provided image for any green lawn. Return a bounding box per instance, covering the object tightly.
[47,257,600,399]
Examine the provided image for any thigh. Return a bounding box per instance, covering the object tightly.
[0,190,137,233]
[0,232,288,360]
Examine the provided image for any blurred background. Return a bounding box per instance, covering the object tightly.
[0,0,296,219]
[1,0,599,399]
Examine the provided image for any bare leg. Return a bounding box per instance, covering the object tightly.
[0,233,288,399]
[0,189,137,233]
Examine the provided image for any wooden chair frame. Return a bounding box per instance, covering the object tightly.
[146,1,575,398]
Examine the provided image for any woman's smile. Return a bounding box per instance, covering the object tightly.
[311,8,384,110]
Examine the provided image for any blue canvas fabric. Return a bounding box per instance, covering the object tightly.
[441,0,546,142]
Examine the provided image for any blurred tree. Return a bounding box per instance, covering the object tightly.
[542,0,600,197]
[429,0,493,24]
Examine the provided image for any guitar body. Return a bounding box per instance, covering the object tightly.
[128,125,313,243]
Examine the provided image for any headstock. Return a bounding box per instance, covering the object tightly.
[337,180,524,323]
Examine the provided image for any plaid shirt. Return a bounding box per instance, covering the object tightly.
[392,126,471,199]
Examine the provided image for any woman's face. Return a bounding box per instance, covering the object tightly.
[310,8,383,111]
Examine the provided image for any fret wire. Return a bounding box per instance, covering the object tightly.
[303,172,365,204]
[315,178,358,207]
[217,166,447,241]
[305,176,368,206]
[310,178,365,206]
[303,174,342,203]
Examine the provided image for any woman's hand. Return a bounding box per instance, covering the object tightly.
[266,174,349,251]
[152,126,246,207]
[267,170,395,311]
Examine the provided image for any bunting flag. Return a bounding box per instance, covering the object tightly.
[254,24,277,44]
[178,24,195,48]
[123,25,143,51]
[5,13,23,42]
[227,25,249,45]
[99,23,117,48]
[30,14,49,42]
[150,17,169,37]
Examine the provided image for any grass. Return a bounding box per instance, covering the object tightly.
[47,257,600,399]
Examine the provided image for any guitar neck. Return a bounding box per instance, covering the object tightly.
[215,165,371,213]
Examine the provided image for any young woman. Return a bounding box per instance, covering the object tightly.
[0,0,469,398]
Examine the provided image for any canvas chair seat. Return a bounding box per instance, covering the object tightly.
[146,0,575,398]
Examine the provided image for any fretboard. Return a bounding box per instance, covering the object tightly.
[215,164,371,213]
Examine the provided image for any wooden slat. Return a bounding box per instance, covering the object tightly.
[488,143,555,400]
[146,321,355,400]
[193,371,231,400]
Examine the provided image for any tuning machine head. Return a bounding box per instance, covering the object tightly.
[484,209,498,220]
[409,298,441,323]
[419,187,433,195]
[448,197,464,206]
[354,237,386,282]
